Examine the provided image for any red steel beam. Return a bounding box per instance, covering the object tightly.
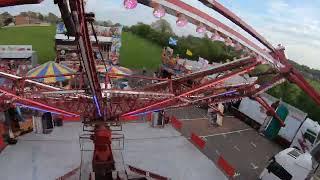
[0,0,42,7]
[271,49,320,107]
[106,73,168,81]
[143,56,255,91]
[254,96,285,127]
[73,0,103,117]
[251,74,285,96]
[0,87,80,117]
[173,57,255,83]
[288,72,320,106]
[198,0,275,52]
[122,61,259,116]
[0,71,61,91]
[23,73,80,80]
[145,0,272,59]
[197,0,320,109]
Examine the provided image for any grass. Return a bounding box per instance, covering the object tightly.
[0,26,162,69]
[120,32,162,70]
[0,26,56,64]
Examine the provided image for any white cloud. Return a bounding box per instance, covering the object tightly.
[0,0,59,16]
[222,0,320,68]
[268,0,289,14]
[257,1,320,68]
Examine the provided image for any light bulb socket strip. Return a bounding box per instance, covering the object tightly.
[124,0,138,9]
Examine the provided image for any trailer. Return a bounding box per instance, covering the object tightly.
[236,93,320,152]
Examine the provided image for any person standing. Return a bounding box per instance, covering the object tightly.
[207,106,217,126]
[142,67,146,76]
[152,72,158,83]
[216,103,224,126]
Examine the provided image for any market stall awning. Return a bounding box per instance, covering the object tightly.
[97,65,133,76]
[27,61,75,83]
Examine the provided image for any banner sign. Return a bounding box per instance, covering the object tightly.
[56,23,122,38]
[0,45,32,52]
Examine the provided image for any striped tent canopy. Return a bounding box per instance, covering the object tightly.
[97,65,133,77]
[27,61,76,83]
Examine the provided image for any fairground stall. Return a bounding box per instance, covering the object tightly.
[55,23,122,69]
[0,45,37,75]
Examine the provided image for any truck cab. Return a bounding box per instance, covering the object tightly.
[237,94,320,152]
[259,148,313,180]
[291,118,320,153]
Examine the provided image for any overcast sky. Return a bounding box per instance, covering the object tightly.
[1,0,319,69]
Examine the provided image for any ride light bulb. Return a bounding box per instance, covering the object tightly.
[124,0,138,9]
[153,4,166,18]
[176,14,188,27]
[196,24,206,34]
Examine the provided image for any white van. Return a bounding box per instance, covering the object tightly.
[259,148,313,180]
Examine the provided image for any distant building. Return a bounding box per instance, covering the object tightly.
[15,15,40,26]
[0,45,38,75]
[55,23,122,68]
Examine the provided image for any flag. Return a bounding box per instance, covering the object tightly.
[56,22,66,34]
[168,37,178,46]
[186,49,193,56]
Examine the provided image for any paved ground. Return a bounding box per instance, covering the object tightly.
[167,106,283,180]
[203,128,282,180]
[0,122,82,180]
[120,123,227,180]
[0,120,228,180]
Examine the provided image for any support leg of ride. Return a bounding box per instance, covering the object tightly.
[91,125,115,180]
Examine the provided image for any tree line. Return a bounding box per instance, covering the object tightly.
[288,60,320,81]
[0,11,60,27]
[124,19,241,63]
[252,64,320,121]
[268,75,320,121]
[124,19,320,121]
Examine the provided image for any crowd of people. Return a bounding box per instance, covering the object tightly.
[0,61,31,75]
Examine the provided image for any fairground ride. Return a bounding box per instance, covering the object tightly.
[1,0,320,179]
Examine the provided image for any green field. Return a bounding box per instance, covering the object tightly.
[120,32,162,69]
[0,26,56,64]
[0,26,162,69]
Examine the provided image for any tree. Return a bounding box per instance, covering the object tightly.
[1,12,12,21]
[102,20,113,27]
[128,22,240,63]
[151,19,173,34]
[47,13,59,24]
[38,14,44,21]
[1,12,11,18]
[130,23,152,37]
[27,11,38,19]
[19,12,29,17]
[3,17,13,26]
[0,11,12,27]
[122,26,130,32]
